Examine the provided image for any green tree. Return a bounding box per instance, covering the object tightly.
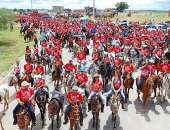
[115,1,129,12]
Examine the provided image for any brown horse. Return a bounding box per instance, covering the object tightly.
[52,66,62,87]
[151,74,162,97]
[109,93,120,129]
[48,99,62,130]
[25,54,32,64]
[123,73,134,103]
[21,73,34,87]
[91,95,101,130]
[68,103,80,130]
[137,76,154,106]
[16,106,33,130]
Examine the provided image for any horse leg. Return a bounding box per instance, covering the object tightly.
[154,86,157,98]
[113,114,117,129]
[51,119,54,130]
[92,114,95,127]
[56,112,60,128]
[0,119,4,130]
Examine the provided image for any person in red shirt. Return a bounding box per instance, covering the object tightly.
[137,63,150,90]
[13,81,36,125]
[24,62,33,74]
[88,73,105,112]
[35,61,44,75]
[106,71,125,109]
[63,86,84,126]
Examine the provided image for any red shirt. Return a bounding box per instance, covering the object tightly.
[66,91,83,104]
[112,79,121,90]
[24,63,33,74]
[141,66,150,78]
[76,51,86,61]
[64,63,77,72]
[91,80,102,92]
[16,87,34,103]
[35,65,44,74]
[92,52,99,61]
[75,72,88,85]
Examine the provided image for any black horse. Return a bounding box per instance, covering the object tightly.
[35,88,49,128]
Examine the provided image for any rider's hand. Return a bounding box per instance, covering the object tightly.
[19,101,24,105]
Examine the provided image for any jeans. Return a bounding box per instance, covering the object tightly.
[106,88,125,102]
[13,103,36,122]
[64,104,83,123]
[88,91,105,105]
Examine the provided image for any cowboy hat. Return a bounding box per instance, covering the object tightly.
[21,81,30,87]
[93,73,100,78]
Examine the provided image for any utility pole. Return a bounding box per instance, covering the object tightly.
[31,0,33,10]
[93,0,95,20]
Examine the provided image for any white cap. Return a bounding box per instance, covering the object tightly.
[21,81,29,87]
[72,86,78,91]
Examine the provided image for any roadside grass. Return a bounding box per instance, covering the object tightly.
[113,12,170,23]
[0,28,33,76]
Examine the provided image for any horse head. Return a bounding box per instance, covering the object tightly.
[16,107,31,129]
[91,94,101,112]
[48,99,59,118]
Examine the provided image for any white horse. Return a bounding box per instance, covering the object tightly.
[0,85,10,130]
[160,73,170,102]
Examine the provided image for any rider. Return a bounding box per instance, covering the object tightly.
[63,86,84,126]
[35,61,44,75]
[35,78,49,104]
[51,88,64,111]
[88,73,105,112]
[106,71,125,109]
[13,81,36,125]
[24,62,33,75]
[12,60,21,78]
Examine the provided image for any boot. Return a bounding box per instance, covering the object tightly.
[88,103,91,112]
[13,116,17,125]
[106,96,110,106]
[63,114,68,124]
[101,104,104,113]
[80,120,83,126]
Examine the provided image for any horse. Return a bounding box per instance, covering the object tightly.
[91,95,101,130]
[21,73,34,87]
[8,75,21,91]
[159,74,170,102]
[52,66,62,87]
[151,74,162,98]
[25,54,32,64]
[108,93,120,129]
[35,88,48,128]
[0,87,9,113]
[68,103,80,130]
[40,55,51,74]
[99,63,111,92]
[123,73,134,103]
[16,106,33,130]
[136,75,154,106]
[48,98,62,130]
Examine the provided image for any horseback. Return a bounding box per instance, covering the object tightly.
[48,88,64,129]
[34,78,49,128]
[12,81,36,130]
[122,62,135,103]
[136,62,155,106]
[63,86,84,130]
[88,73,105,130]
[52,57,63,88]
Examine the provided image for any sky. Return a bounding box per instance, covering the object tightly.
[0,0,170,10]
